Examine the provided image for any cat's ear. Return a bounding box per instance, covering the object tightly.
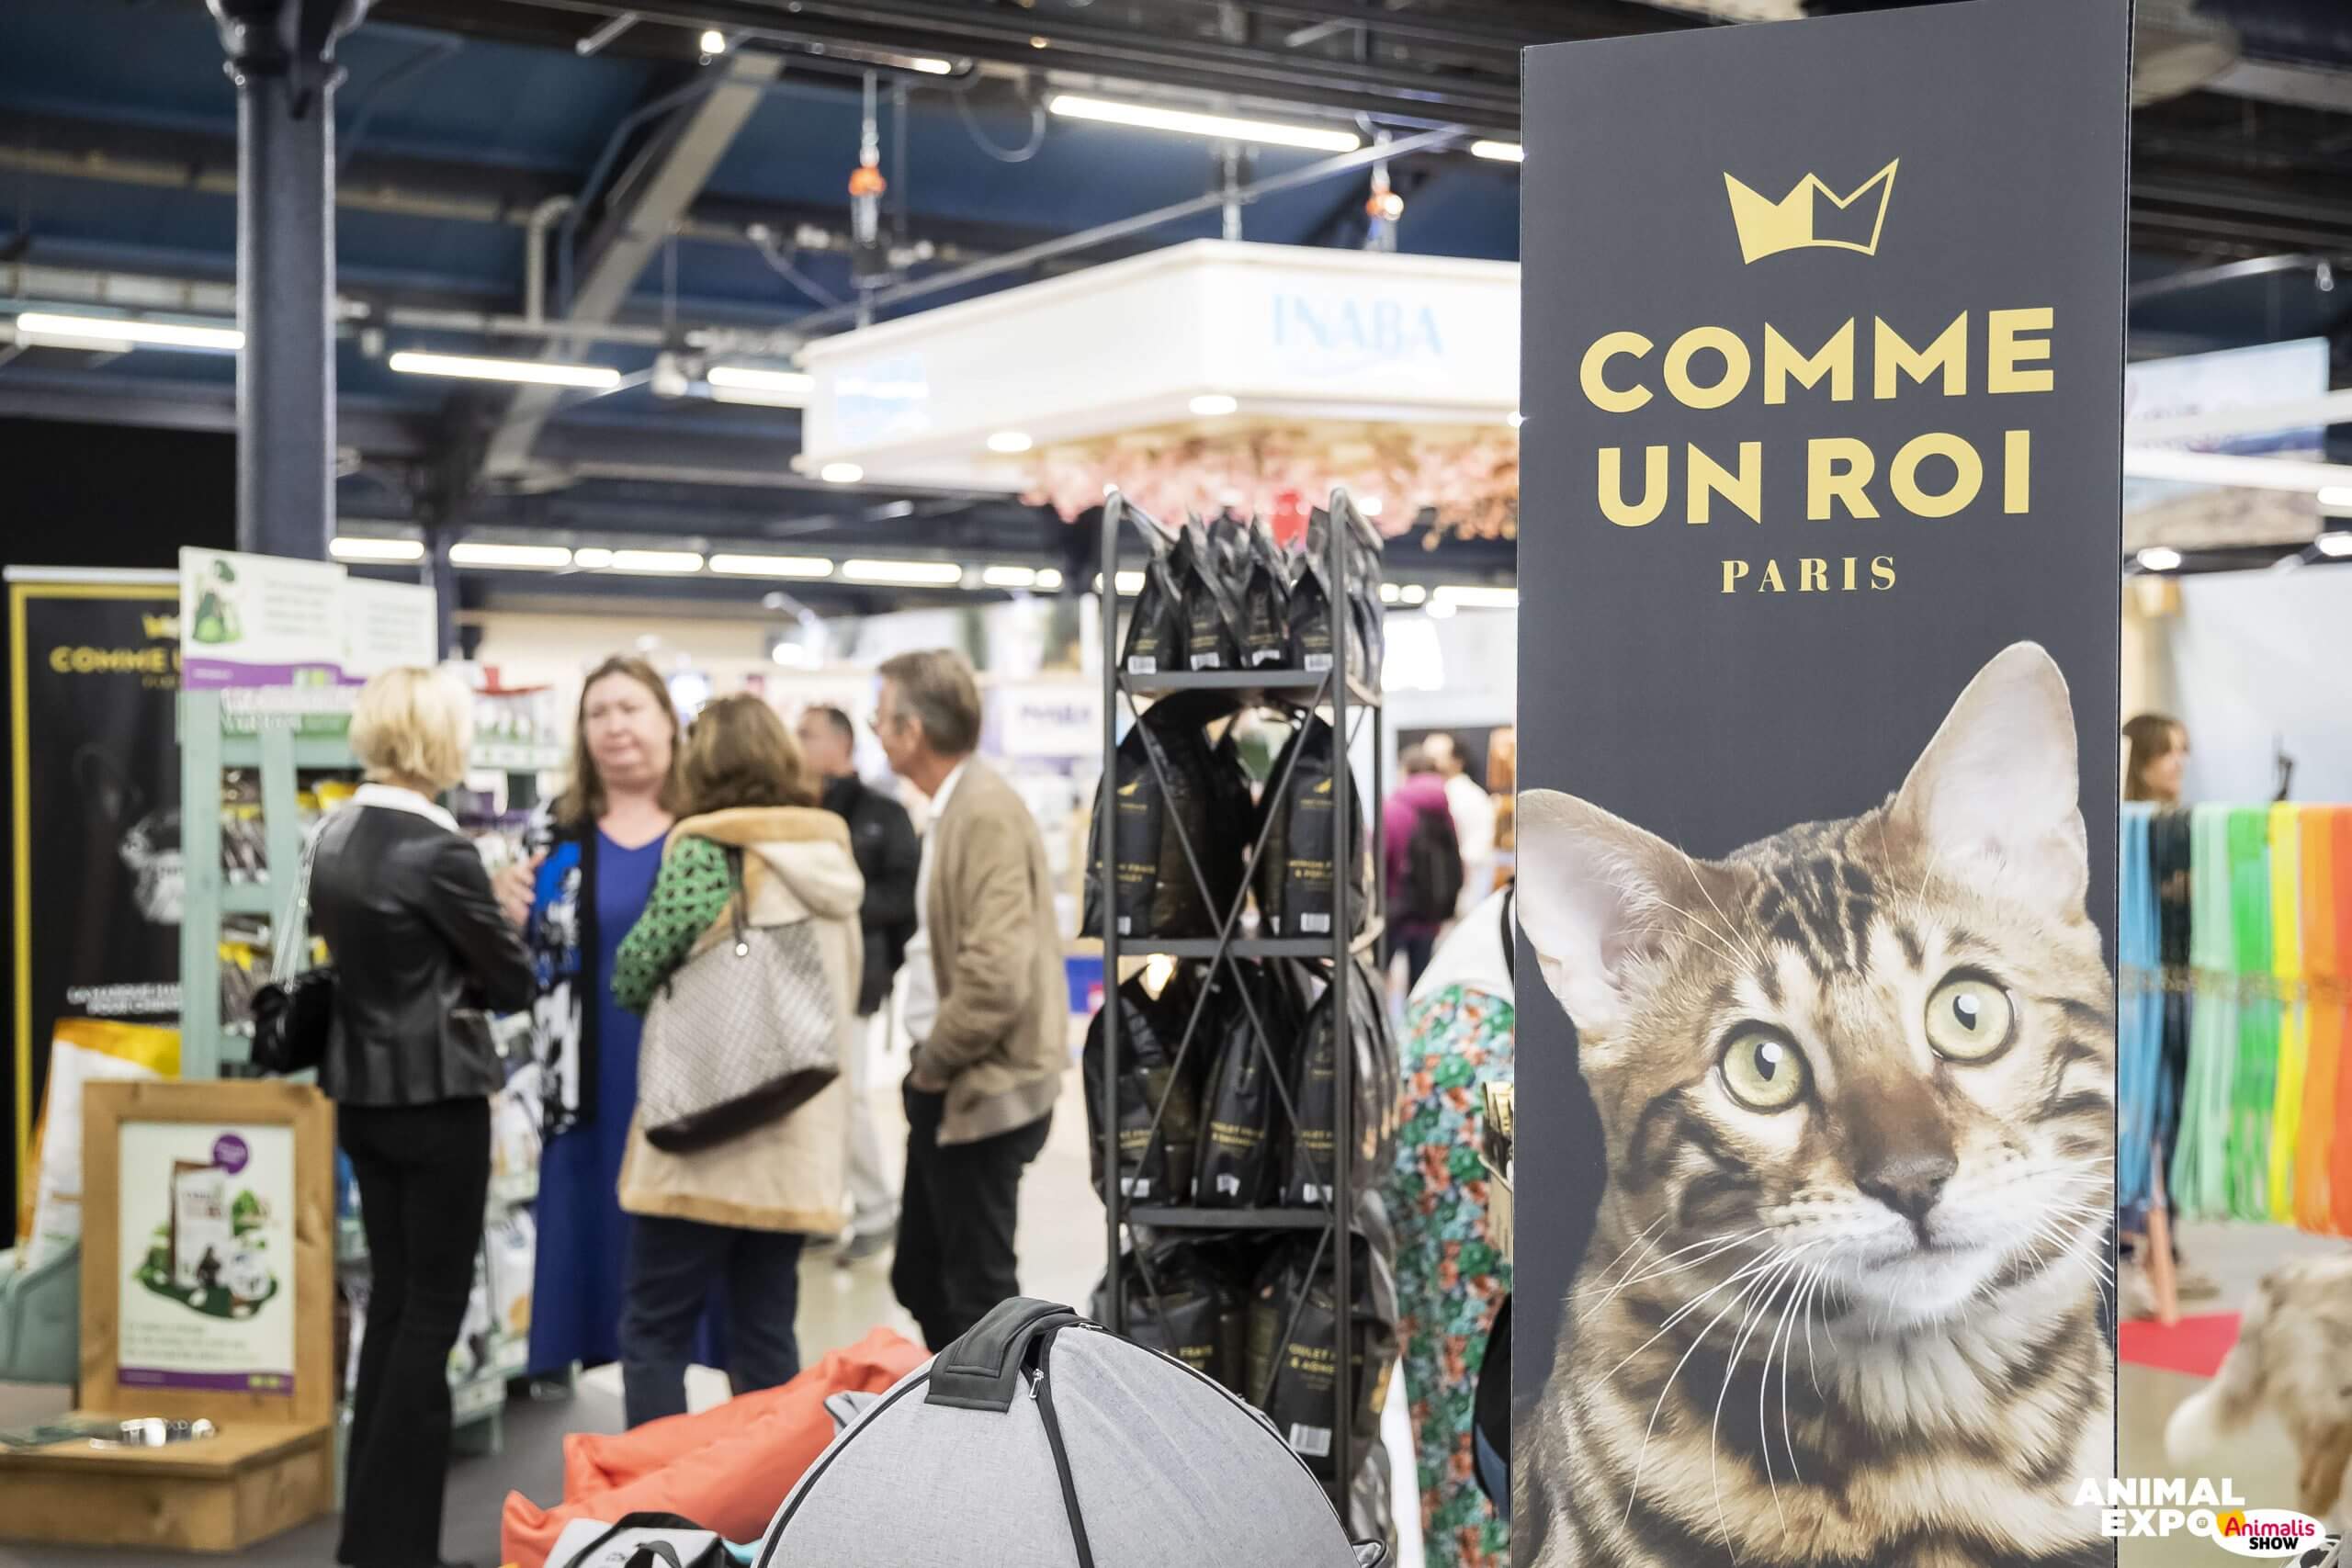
[1516,788,1719,1036]
[1892,641,2088,915]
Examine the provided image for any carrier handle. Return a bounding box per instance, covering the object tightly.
[923,1297,1080,1414]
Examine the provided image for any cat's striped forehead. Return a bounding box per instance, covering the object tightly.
[1721,807,1933,989]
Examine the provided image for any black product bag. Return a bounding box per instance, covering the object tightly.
[1193,963,1295,1208]
[1082,969,1202,1206]
[1238,516,1293,669]
[1082,694,1238,940]
[1287,510,1342,675]
[1333,491,1386,678]
[1255,717,1371,939]
[1245,1194,1401,1480]
[1276,961,1396,1208]
[1118,500,1186,676]
[1095,1235,1255,1390]
[1178,516,1242,671]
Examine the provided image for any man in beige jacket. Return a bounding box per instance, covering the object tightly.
[873,649,1065,1348]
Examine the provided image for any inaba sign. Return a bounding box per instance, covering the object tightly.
[1269,290,1445,370]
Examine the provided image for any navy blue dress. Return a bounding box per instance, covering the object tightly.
[528,829,665,1373]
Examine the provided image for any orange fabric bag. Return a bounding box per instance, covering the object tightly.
[2295,807,2339,1233]
[501,1326,928,1568]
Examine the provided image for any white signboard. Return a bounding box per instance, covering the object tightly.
[116,1119,299,1397]
[2123,337,2327,550]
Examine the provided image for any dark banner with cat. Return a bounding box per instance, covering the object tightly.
[1511,2,2125,1564]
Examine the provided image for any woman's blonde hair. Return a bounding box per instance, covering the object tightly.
[682,694,816,813]
[350,667,473,793]
[551,655,687,829]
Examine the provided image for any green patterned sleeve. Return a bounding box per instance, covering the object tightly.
[610,835,736,1014]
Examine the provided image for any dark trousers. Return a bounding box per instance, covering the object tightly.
[1391,926,1440,988]
[890,1083,1051,1350]
[338,1098,491,1568]
[621,1214,805,1427]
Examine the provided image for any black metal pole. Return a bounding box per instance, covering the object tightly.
[212,2,368,561]
[424,523,458,661]
[1100,494,1125,1333]
[1328,487,1354,1516]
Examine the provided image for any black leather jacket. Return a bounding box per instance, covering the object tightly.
[308,797,535,1107]
[820,773,920,1016]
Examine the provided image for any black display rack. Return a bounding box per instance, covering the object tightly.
[1092,486,1385,1504]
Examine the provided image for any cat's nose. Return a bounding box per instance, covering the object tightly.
[1858,1152,1957,1232]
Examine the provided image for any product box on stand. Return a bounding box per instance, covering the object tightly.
[0,1079,336,1552]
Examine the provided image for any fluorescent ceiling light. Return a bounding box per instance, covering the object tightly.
[607,548,705,574]
[1047,95,1360,153]
[699,28,727,53]
[2136,547,2183,572]
[330,536,425,564]
[1189,393,1238,416]
[707,365,813,407]
[1091,570,1146,595]
[449,542,572,570]
[711,553,832,579]
[983,565,1042,588]
[987,431,1034,455]
[843,558,964,585]
[2319,532,2352,558]
[820,461,865,484]
[2122,447,2352,495]
[1378,582,1401,604]
[1434,584,1519,610]
[1400,584,1428,605]
[2320,485,2352,511]
[1470,141,1525,163]
[1037,569,1063,591]
[15,311,243,351]
[909,56,954,74]
[572,547,616,570]
[1423,598,1455,620]
[390,351,620,389]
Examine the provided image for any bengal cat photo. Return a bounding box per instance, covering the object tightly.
[1514,642,2114,1568]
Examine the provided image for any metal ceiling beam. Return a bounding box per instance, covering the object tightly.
[478,49,784,483]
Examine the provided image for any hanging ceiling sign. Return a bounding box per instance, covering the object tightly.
[797,239,1520,495]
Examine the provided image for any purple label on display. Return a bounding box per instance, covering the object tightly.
[210,1134,249,1175]
[118,1369,293,1395]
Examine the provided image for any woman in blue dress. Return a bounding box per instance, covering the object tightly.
[498,656,686,1377]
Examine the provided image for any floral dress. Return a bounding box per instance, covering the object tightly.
[1385,984,1515,1568]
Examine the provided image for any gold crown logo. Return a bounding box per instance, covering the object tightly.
[1723,159,1899,264]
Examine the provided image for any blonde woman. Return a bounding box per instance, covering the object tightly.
[609,694,865,1426]
[309,667,532,1568]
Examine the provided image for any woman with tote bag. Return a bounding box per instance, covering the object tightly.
[608,694,865,1427]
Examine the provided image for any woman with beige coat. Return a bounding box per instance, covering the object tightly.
[608,694,864,1427]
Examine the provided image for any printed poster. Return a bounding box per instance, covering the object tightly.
[116,1119,297,1395]
[7,577,182,1212]
[1513,3,2125,1564]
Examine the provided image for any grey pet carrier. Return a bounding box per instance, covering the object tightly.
[754,1297,1386,1568]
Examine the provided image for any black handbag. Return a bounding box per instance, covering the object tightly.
[250,829,334,1077]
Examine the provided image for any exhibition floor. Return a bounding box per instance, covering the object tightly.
[2116,1221,2352,1568]
[0,1072,1106,1568]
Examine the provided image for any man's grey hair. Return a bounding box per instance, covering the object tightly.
[877,649,983,757]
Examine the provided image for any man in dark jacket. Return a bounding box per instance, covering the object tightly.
[797,704,922,1263]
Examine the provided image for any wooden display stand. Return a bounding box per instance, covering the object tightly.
[0,1079,336,1553]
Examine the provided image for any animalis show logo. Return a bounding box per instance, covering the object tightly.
[2077,1479,2337,1560]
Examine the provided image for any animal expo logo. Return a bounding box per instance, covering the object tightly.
[1724,159,1899,263]
[2078,1479,2334,1558]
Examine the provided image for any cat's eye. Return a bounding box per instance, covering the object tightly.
[1925,972,2016,1062]
[1719,1029,1808,1111]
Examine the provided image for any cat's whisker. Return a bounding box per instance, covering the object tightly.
[1574,1213,1676,1314]
[1602,1246,1790,1382]
[1683,859,1776,977]
[1756,1256,1821,1529]
[1709,1246,1824,1551]
[1619,1245,1813,1530]
[1579,1227,1772,1320]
